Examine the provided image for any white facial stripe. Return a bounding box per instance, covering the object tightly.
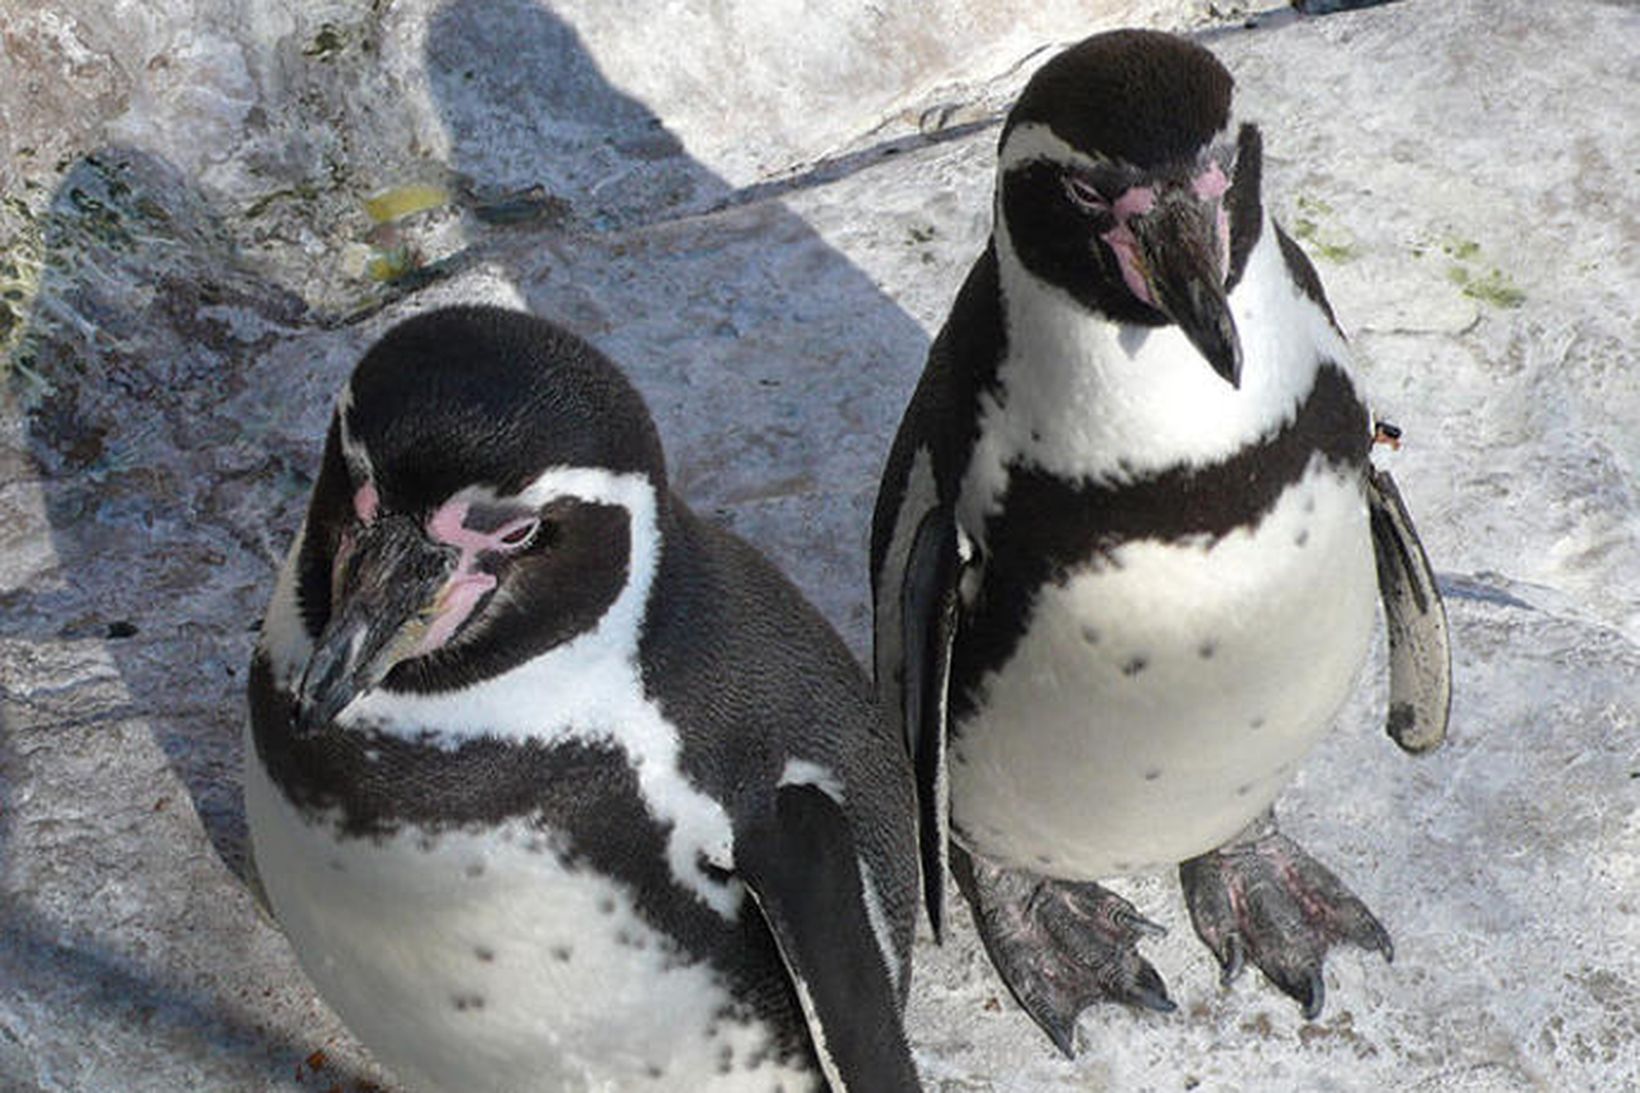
[334,384,372,484]
[259,517,315,687]
[997,121,1108,176]
[338,467,743,919]
[515,465,662,657]
[999,117,1238,183]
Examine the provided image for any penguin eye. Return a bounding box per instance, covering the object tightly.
[495,518,540,551]
[1062,174,1109,212]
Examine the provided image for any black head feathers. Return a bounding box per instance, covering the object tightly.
[345,306,667,512]
[1003,30,1233,168]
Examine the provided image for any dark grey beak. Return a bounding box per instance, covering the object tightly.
[1129,188,1242,388]
[294,515,456,735]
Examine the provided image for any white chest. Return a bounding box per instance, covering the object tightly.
[244,754,816,1093]
[946,228,1375,877]
[949,460,1376,878]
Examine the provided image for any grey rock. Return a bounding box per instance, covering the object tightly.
[2,0,1636,1089]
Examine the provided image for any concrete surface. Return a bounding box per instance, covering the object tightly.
[1,0,1636,1089]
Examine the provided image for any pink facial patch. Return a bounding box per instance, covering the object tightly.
[1111,185,1156,221]
[1101,223,1156,308]
[1193,161,1230,201]
[353,481,379,523]
[413,498,535,656]
[415,571,498,656]
[1100,186,1161,308]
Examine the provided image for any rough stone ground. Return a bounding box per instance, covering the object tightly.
[1,0,1636,1089]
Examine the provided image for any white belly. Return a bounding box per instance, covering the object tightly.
[949,462,1376,877]
[244,757,816,1093]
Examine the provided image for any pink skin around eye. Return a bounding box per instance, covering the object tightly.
[1100,185,1158,307]
[1195,163,1233,282]
[413,499,540,656]
[1193,161,1229,201]
[354,481,379,523]
[1100,167,1234,305]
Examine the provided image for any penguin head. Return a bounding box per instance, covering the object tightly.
[288,305,667,732]
[994,29,1263,388]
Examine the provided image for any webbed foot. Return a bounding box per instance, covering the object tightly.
[954,847,1174,1057]
[1178,813,1392,1019]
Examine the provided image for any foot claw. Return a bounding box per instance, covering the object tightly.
[1180,821,1392,1019]
[1297,969,1325,1021]
[1131,963,1178,1014]
[1118,907,1169,939]
[1219,932,1246,986]
[957,851,1173,1054]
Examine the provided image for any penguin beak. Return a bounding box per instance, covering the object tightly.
[1127,188,1243,388]
[294,515,458,735]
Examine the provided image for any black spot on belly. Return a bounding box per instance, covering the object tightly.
[1235,783,1253,797]
[1250,716,1266,730]
[1144,768,1163,782]
[646,1063,665,1080]
[1121,655,1149,677]
[1036,854,1055,866]
[1081,624,1101,645]
[452,993,486,1012]
[464,862,485,879]
[474,946,495,963]
[551,945,573,962]
[598,897,616,915]
[327,858,345,873]
[948,363,1368,726]
[1197,640,1217,660]
[718,1044,735,1074]
[1294,528,1310,547]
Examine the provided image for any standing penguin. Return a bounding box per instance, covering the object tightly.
[871,29,1450,1056]
[246,305,923,1092]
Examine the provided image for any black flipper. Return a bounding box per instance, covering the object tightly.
[900,506,961,940]
[1367,467,1452,753]
[738,784,923,1093]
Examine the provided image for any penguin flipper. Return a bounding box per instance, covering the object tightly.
[738,784,923,1093]
[900,505,960,940]
[1367,467,1451,752]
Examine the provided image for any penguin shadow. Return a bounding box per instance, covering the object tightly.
[422,0,934,637]
[7,147,311,879]
[3,1,935,1086]
[2,149,380,1089]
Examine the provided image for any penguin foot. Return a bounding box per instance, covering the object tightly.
[954,848,1174,1058]
[1178,818,1392,1019]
